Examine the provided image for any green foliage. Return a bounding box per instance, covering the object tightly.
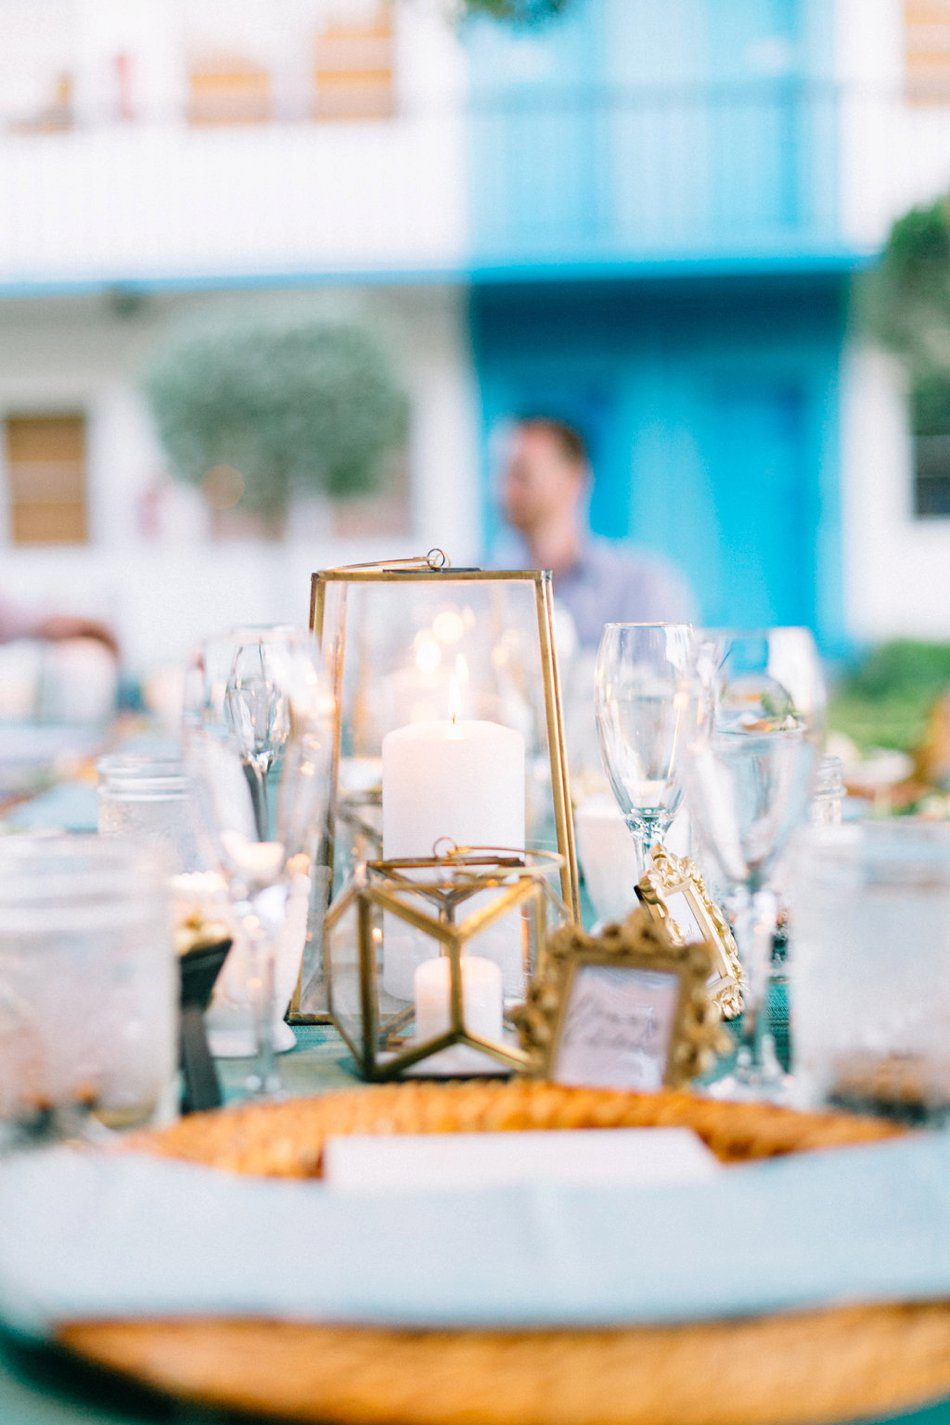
[912,369,950,435]
[829,639,950,752]
[861,195,950,380]
[828,691,932,754]
[144,311,409,517]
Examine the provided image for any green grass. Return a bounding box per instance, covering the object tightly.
[828,640,950,755]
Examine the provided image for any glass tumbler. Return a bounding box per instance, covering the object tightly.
[0,835,177,1144]
[787,821,950,1124]
[810,755,845,827]
[98,753,201,874]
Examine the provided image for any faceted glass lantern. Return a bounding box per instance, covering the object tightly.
[291,552,580,1022]
[325,847,568,1079]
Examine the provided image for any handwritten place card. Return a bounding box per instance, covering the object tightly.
[554,964,680,1092]
[520,910,725,1092]
[323,1129,720,1193]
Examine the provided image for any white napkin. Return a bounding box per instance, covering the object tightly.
[322,1129,721,1191]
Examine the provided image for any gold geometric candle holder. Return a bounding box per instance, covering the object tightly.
[290,551,580,1025]
[325,845,568,1080]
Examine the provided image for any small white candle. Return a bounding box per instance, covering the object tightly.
[414,953,503,1045]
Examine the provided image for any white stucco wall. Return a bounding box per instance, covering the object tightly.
[0,0,469,288]
[836,0,950,251]
[840,344,950,643]
[834,0,950,644]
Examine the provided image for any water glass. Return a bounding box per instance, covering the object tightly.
[0,836,177,1143]
[98,753,201,874]
[788,821,950,1124]
[682,627,825,1098]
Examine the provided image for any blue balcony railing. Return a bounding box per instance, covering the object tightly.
[467,81,841,268]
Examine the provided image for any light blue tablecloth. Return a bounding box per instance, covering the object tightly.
[2,1133,949,1338]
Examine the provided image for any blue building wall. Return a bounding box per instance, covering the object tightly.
[464,0,841,271]
[464,0,859,650]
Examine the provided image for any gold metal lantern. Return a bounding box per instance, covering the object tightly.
[291,551,579,1022]
[325,845,569,1079]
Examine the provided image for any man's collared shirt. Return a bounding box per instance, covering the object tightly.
[492,536,696,648]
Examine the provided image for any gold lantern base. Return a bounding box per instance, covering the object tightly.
[325,846,567,1081]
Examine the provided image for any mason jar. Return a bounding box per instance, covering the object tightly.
[0,835,177,1140]
[788,821,950,1124]
[97,753,201,874]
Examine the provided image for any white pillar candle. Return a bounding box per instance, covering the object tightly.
[414,953,503,1045]
[383,719,525,856]
[381,718,526,999]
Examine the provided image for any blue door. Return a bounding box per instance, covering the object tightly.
[698,381,813,627]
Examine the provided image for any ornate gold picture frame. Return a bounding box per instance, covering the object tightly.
[636,846,744,1020]
[519,911,726,1091]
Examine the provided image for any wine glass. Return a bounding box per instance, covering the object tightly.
[682,627,825,1098]
[184,626,334,1098]
[594,623,696,881]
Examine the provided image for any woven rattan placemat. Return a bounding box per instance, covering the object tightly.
[59,1082,950,1425]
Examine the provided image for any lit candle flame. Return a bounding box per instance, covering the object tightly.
[448,653,469,725]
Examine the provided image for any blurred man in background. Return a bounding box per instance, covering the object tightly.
[495,417,695,647]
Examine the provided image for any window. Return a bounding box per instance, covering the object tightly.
[912,376,950,516]
[5,413,88,545]
[905,0,950,104]
[187,55,271,126]
[313,3,395,121]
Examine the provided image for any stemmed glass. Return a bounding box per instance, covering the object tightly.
[594,623,696,881]
[184,626,334,1098]
[682,628,825,1099]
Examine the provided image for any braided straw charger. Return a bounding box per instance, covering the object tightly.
[60,1082,950,1425]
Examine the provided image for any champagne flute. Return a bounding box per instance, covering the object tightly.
[682,627,825,1098]
[184,626,334,1098]
[594,623,696,882]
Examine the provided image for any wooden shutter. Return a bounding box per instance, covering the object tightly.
[905,0,950,103]
[187,55,271,126]
[5,413,88,545]
[314,4,395,121]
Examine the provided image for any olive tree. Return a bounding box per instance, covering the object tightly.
[144,310,409,520]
